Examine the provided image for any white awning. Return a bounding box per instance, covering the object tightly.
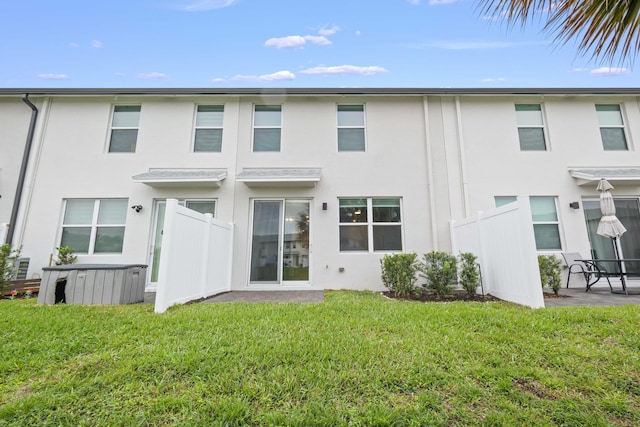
[569,168,640,186]
[132,169,227,188]
[236,168,322,188]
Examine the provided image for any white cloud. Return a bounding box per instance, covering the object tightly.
[304,35,331,46]
[177,0,236,11]
[480,77,506,83]
[355,30,361,36]
[300,65,388,76]
[69,42,80,48]
[590,67,629,76]
[137,72,168,80]
[407,0,420,4]
[37,73,69,80]
[318,25,339,36]
[264,35,331,49]
[265,35,306,49]
[92,40,103,48]
[223,70,296,82]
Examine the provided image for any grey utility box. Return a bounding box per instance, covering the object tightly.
[38,264,147,305]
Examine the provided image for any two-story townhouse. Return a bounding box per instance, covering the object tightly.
[2,88,639,291]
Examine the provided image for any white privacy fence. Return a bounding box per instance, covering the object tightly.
[0,223,7,245]
[155,199,234,314]
[450,196,545,308]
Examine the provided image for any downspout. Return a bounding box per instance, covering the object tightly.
[6,94,38,245]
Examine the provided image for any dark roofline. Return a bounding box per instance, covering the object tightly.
[0,87,638,96]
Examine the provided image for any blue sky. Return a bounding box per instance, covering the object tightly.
[2,0,638,88]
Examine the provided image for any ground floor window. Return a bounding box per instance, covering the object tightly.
[495,196,561,250]
[60,199,128,254]
[339,197,402,252]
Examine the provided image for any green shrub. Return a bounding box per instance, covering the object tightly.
[0,244,22,293]
[54,246,77,265]
[380,253,419,298]
[458,252,480,296]
[538,254,562,295]
[420,251,458,298]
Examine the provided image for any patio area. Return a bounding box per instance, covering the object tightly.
[544,281,640,307]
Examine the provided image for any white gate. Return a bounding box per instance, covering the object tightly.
[450,196,545,308]
[154,199,233,313]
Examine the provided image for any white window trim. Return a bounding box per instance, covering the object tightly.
[252,104,282,152]
[515,103,548,151]
[59,199,128,255]
[338,197,403,253]
[596,103,630,151]
[107,105,141,153]
[337,103,367,152]
[192,104,224,153]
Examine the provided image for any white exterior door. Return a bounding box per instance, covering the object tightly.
[249,199,311,285]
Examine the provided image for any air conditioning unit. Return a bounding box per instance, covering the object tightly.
[12,258,29,280]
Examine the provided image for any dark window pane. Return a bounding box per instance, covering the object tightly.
[373,199,401,222]
[194,129,223,152]
[373,225,402,251]
[338,128,365,151]
[600,128,627,150]
[518,128,546,150]
[61,227,91,253]
[94,227,125,253]
[339,226,368,251]
[109,129,138,152]
[254,128,281,152]
[339,199,367,223]
[533,224,561,250]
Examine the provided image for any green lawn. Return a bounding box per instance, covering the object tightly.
[1,292,639,426]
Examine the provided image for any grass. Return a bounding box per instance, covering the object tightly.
[1,291,639,426]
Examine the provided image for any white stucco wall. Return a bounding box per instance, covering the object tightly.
[7,90,640,291]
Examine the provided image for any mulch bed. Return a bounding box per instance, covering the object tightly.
[543,292,571,299]
[382,291,500,303]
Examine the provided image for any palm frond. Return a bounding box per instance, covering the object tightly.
[478,0,640,64]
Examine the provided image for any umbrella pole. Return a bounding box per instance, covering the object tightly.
[614,237,628,295]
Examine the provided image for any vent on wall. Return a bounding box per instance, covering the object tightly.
[12,258,29,280]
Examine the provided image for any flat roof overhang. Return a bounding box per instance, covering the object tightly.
[236,168,321,188]
[569,167,640,186]
[132,169,227,188]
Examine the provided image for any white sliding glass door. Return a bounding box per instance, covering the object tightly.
[249,199,311,285]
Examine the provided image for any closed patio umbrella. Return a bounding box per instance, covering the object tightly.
[596,178,628,291]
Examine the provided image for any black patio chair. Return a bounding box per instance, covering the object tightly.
[561,252,612,291]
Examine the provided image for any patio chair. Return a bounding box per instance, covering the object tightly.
[561,252,612,291]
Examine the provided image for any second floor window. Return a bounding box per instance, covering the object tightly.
[596,104,628,150]
[108,106,140,153]
[337,104,365,151]
[515,104,546,151]
[253,105,281,152]
[194,105,224,152]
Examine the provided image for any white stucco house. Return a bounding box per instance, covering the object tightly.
[1,88,639,292]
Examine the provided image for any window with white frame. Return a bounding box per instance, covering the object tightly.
[596,104,628,150]
[253,105,281,152]
[515,104,546,151]
[60,199,128,254]
[108,106,140,153]
[194,105,224,152]
[184,200,216,216]
[339,198,402,252]
[494,196,561,250]
[337,104,365,151]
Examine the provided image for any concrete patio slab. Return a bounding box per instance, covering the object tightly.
[544,284,640,308]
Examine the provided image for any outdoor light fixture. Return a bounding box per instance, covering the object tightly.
[322,202,328,211]
[131,205,143,213]
[569,202,580,209]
